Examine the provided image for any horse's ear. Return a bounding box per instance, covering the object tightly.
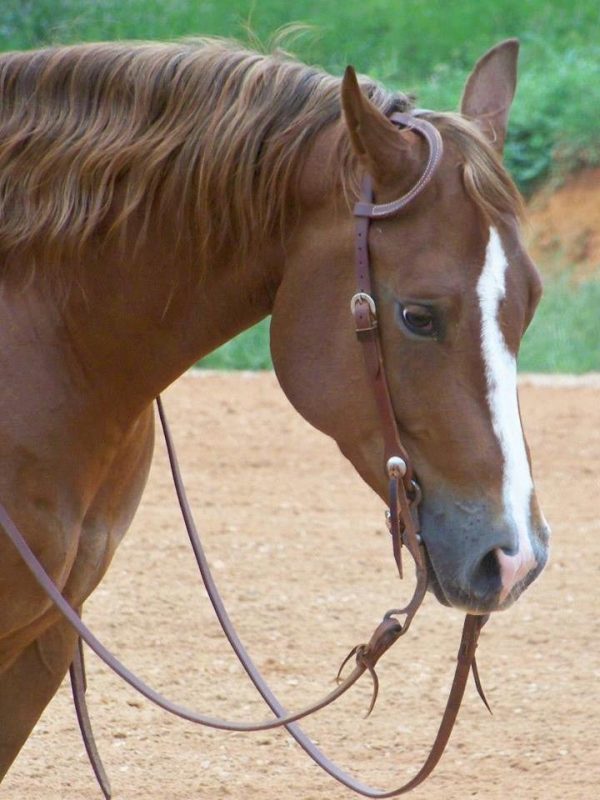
[341,66,411,184]
[460,39,519,155]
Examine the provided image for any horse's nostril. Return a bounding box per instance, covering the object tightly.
[470,549,501,598]
[480,550,499,580]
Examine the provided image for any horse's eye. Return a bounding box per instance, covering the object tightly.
[399,304,437,338]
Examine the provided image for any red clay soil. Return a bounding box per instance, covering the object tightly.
[2,372,599,800]
[526,167,600,280]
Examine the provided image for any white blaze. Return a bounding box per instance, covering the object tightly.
[476,228,535,583]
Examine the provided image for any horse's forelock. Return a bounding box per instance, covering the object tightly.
[426,112,524,223]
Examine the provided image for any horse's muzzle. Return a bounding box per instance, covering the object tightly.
[418,495,550,613]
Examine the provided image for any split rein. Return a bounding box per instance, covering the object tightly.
[0,112,492,799]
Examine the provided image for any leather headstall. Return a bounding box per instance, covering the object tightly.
[351,111,442,594]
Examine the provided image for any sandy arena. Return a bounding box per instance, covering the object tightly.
[2,372,599,800]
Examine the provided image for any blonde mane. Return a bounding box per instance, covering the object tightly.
[0,38,521,284]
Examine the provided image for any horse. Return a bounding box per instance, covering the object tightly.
[0,35,549,785]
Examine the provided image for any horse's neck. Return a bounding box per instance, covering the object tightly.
[55,238,284,423]
[2,114,343,429]
[60,118,342,425]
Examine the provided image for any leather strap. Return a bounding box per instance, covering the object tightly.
[70,638,112,800]
[156,402,489,797]
[351,112,442,587]
[354,113,443,218]
[0,498,398,732]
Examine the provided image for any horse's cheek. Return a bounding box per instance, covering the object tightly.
[270,267,373,448]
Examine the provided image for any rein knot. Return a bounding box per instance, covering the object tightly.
[336,616,404,718]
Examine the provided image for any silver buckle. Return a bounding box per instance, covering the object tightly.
[350,292,377,318]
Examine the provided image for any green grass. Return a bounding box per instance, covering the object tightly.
[199,319,272,371]
[1,1,599,191]
[518,277,600,373]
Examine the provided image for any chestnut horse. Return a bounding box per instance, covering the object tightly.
[0,37,548,782]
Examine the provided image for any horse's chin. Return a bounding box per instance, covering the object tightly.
[422,543,500,615]
[422,548,452,609]
[425,574,497,614]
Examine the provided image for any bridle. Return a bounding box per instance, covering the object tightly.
[350,110,446,595]
[0,111,491,799]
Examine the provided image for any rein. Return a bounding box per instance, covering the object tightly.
[0,111,492,798]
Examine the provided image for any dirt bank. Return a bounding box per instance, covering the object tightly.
[526,167,600,280]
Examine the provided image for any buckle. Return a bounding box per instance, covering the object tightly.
[350,292,377,318]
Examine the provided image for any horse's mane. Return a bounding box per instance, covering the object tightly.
[0,38,521,284]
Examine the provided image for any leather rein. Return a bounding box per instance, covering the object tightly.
[0,112,491,799]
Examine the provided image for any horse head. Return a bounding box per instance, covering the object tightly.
[271,40,549,614]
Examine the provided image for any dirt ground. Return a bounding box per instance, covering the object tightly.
[2,372,599,800]
[526,167,600,280]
